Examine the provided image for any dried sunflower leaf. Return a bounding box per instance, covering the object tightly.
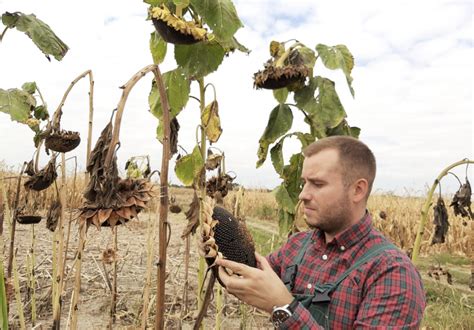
[431,197,449,245]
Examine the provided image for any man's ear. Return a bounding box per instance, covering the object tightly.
[352,178,369,203]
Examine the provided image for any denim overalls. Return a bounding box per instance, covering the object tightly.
[282,233,397,329]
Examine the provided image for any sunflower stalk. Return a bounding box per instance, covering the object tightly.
[110,227,118,325]
[197,78,207,323]
[12,249,25,329]
[26,225,37,326]
[140,210,157,329]
[274,42,303,68]
[69,223,86,330]
[181,235,190,317]
[61,156,77,294]
[154,64,171,330]
[52,153,67,330]
[7,163,26,279]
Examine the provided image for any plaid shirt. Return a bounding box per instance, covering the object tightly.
[268,213,426,329]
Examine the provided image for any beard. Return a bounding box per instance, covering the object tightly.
[305,193,352,236]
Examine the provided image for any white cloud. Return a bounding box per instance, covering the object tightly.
[0,0,472,195]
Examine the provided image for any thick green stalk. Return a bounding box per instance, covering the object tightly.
[197,78,206,316]
[411,159,473,264]
[0,176,9,330]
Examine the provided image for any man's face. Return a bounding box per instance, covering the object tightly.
[299,149,352,235]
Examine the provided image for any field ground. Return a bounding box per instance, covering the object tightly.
[1,187,473,329]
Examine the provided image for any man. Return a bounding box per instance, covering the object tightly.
[216,136,426,329]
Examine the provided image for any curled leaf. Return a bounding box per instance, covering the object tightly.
[449,178,473,219]
[2,12,69,61]
[431,197,449,245]
[201,100,222,143]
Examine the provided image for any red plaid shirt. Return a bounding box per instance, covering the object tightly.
[268,213,426,329]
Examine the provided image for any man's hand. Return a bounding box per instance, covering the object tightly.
[216,252,294,313]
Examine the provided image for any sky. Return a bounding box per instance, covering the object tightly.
[0,0,472,195]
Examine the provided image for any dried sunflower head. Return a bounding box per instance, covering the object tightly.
[80,178,155,229]
[254,63,310,90]
[254,44,311,90]
[79,122,156,230]
[24,157,57,191]
[45,129,81,153]
[150,5,207,45]
[200,198,256,287]
[17,215,42,225]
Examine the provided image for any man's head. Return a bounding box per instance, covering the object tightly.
[299,136,376,239]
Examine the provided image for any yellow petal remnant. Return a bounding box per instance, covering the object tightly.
[149,5,207,43]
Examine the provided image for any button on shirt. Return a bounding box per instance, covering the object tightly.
[267,213,426,329]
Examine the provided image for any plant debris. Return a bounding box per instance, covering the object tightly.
[206,173,235,199]
[150,5,207,45]
[427,264,452,285]
[431,197,449,245]
[449,178,473,220]
[102,248,116,265]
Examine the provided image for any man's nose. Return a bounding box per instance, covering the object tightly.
[299,184,309,201]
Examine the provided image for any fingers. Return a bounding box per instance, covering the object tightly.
[255,252,271,271]
[216,257,249,275]
[217,265,231,287]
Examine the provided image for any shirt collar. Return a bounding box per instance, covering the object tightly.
[311,211,373,250]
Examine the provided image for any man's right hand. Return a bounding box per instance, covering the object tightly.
[216,252,294,313]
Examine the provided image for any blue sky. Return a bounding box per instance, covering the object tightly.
[0,0,472,195]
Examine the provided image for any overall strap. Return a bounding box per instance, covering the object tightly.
[283,231,313,291]
[323,242,398,294]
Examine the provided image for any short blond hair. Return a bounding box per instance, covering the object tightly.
[303,136,376,196]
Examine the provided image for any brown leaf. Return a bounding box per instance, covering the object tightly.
[98,208,113,224]
[431,197,449,245]
[181,192,200,238]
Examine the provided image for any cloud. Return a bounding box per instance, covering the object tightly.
[0,0,472,195]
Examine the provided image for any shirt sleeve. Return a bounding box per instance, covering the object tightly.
[354,258,426,329]
[279,302,325,330]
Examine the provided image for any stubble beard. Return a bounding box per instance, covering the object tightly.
[306,193,352,236]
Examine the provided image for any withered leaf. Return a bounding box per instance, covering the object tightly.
[24,157,57,191]
[181,192,200,238]
[449,178,473,219]
[431,197,449,245]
